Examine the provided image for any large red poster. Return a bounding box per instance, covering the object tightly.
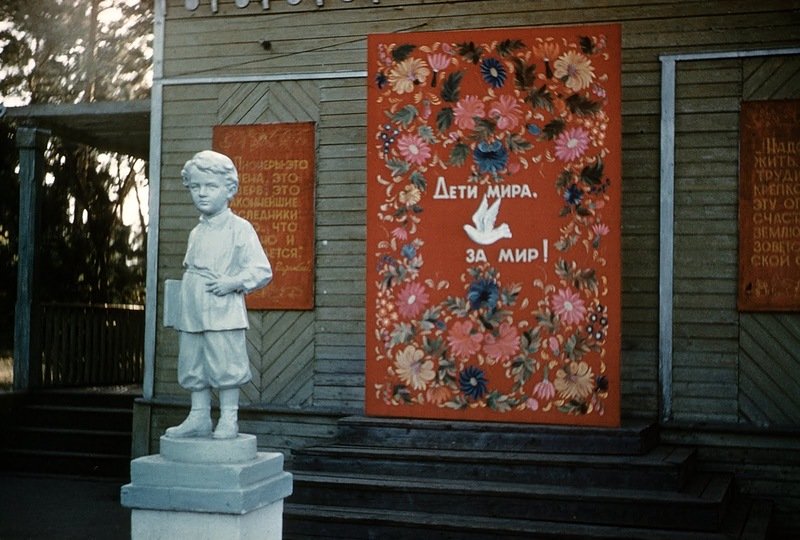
[366,25,622,426]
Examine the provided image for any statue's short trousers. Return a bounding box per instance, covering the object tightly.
[177,329,252,390]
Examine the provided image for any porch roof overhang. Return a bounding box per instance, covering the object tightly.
[2,99,150,159]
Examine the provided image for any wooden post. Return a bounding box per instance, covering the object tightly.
[13,127,48,391]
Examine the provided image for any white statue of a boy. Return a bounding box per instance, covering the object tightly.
[165,150,272,440]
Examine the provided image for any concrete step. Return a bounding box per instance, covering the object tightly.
[16,403,133,431]
[335,415,659,454]
[8,426,132,455]
[0,448,130,479]
[292,443,696,490]
[0,389,135,479]
[286,416,771,538]
[284,500,764,540]
[288,470,734,532]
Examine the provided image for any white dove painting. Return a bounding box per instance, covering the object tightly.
[463,194,512,245]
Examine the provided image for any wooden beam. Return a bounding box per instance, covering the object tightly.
[5,99,150,118]
[14,127,48,390]
[3,100,150,159]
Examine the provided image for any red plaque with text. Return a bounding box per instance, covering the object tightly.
[738,100,800,311]
[213,122,315,310]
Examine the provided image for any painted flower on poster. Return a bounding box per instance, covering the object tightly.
[369,28,617,421]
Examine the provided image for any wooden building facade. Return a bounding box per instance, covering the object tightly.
[136,0,800,535]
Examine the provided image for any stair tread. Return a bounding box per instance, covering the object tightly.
[284,417,764,537]
[339,415,654,433]
[334,420,658,455]
[11,426,132,437]
[1,448,130,459]
[23,404,132,413]
[298,443,694,467]
[284,503,732,539]
[291,470,732,504]
[739,498,773,539]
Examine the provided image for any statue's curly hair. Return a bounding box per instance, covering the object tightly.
[181,150,239,191]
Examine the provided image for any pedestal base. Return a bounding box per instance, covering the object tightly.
[131,501,283,540]
[122,434,292,540]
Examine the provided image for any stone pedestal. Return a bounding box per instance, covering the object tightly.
[121,434,292,540]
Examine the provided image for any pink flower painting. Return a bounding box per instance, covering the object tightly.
[396,282,429,319]
[397,133,432,166]
[447,320,483,358]
[483,322,520,361]
[489,94,522,131]
[453,95,485,130]
[555,127,590,162]
[551,288,587,326]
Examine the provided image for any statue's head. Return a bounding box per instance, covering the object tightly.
[181,150,239,194]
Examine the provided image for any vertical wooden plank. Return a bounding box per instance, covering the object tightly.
[13,127,48,390]
[51,306,59,385]
[92,307,101,384]
[110,309,117,384]
[659,56,676,423]
[79,306,87,386]
[40,304,50,386]
[108,308,115,384]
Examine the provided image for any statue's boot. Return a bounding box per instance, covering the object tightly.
[213,387,239,439]
[165,388,212,438]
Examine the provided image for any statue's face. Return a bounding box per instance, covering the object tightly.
[188,169,233,217]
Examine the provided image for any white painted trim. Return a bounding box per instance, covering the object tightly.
[143,0,167,400]
[143,82,162,400]
[658,47,800,423]
[659,57,675,423]
[160,70,367,87]
[183,0,380,11]
[659,47,800,63]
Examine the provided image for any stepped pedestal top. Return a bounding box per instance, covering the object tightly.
[121,434,292,515]
[160,433,257,463]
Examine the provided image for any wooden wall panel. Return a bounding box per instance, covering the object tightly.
[672,58,742,424]
[313,77,366,408]
[672,54,800,426]
[158,0,800,421]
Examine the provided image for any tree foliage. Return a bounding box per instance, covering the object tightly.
[0,0,153,349]
[0,0,152,103]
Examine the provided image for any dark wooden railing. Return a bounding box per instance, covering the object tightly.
[37,303,144,388]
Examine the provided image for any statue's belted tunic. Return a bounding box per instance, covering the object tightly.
[176,208,272,390]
